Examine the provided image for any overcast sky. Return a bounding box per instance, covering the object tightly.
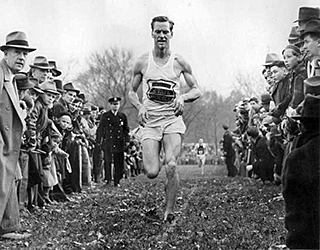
[0,0,318,96]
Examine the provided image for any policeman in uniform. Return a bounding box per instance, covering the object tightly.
[96,97,130,187]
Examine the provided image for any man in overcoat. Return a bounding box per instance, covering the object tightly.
[0,31,36,239]
[96,97,130,187]
[282,94,319,249]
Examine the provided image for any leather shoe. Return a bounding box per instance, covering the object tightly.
[1,232,31,240]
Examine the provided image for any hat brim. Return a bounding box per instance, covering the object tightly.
[262,62,273,66]
[0,44,36,52]
[32,86,44,94]
[294,17,320,23]
[64,88,80,94]
[57,88,66,93]
[30,65,54,70]
[18,84,35,90]
[52,68,62,76]
[42,89,60,95]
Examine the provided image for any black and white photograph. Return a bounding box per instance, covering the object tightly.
[0,0,319,249]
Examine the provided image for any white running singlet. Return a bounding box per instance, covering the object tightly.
[142,51,181,117]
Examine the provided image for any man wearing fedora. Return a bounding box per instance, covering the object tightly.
[48,60,62,79]
[260,93,272,112]
[282,94,319,249]
[262,53,280,93]
[295,7,320,33]
[96,97,130,187]
[29,56,53,84]
[52,82,80,119]
[300,19,320,78]
[0,31,36,239]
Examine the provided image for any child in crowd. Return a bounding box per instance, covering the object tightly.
[25,80,60,209]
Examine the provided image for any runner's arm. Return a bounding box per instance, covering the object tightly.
[128,55,148,126]
[177,55,201,103]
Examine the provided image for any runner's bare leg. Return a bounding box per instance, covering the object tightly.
[163,133,181,220]
[142,139,162,179]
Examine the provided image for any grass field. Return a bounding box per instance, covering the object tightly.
[0,164,287,250]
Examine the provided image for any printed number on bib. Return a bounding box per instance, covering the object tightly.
[146,79,176,104]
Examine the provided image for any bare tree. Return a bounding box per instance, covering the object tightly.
[233,71,267,98]
[75,47,134,110]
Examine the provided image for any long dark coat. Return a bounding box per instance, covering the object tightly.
[251,135,274,182]
[282,132,319,249]
[0,59,24,227]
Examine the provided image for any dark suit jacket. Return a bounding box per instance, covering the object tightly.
[96,110,130,153]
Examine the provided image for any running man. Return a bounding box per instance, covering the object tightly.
[128,16,201,222]
[193,139,207,175]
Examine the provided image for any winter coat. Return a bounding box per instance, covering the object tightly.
[0,59,24,220]
[96,110,130,153]
[282,132,319,249]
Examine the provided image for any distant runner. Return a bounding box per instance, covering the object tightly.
[193,139,207,175]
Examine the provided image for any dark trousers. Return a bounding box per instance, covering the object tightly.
[92,146,103,182]
[225,154,237,177]
[104,151,124,186]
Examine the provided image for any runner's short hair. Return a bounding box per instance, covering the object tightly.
[151,16,174,32]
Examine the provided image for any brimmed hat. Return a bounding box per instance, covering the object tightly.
[30,56,54,70]
[82,106,91,115]
[300,19,320,38]
[304,76,320,96]
[260,93,271,104]
[49,60,62,77]
[77,92,87,103]
[29,77,44,94]
[288,26,300,44]
[15,73,35,90]
[53,79,65,94]
[249,96,259,103]
[39,80,59,95]
[91,105,98,111]
[294,7,320,23]
[0,31,36,52]
[263,53,280,66]
[292,94,320,120]
[108,97,121,103]
[270,60,286,68]
[63,82,80,94]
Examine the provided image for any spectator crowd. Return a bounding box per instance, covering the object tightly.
[219,6,320,249]
[0,6,319,249]
[0,31,144,239]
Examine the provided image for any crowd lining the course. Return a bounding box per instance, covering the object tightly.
[0,6,319,248]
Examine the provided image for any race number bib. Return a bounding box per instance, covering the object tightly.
[197,146,204,155]
[146,79,176,104]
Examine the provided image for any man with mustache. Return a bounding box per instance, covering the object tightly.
[128,16,201,223]
[0,31,36,240]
